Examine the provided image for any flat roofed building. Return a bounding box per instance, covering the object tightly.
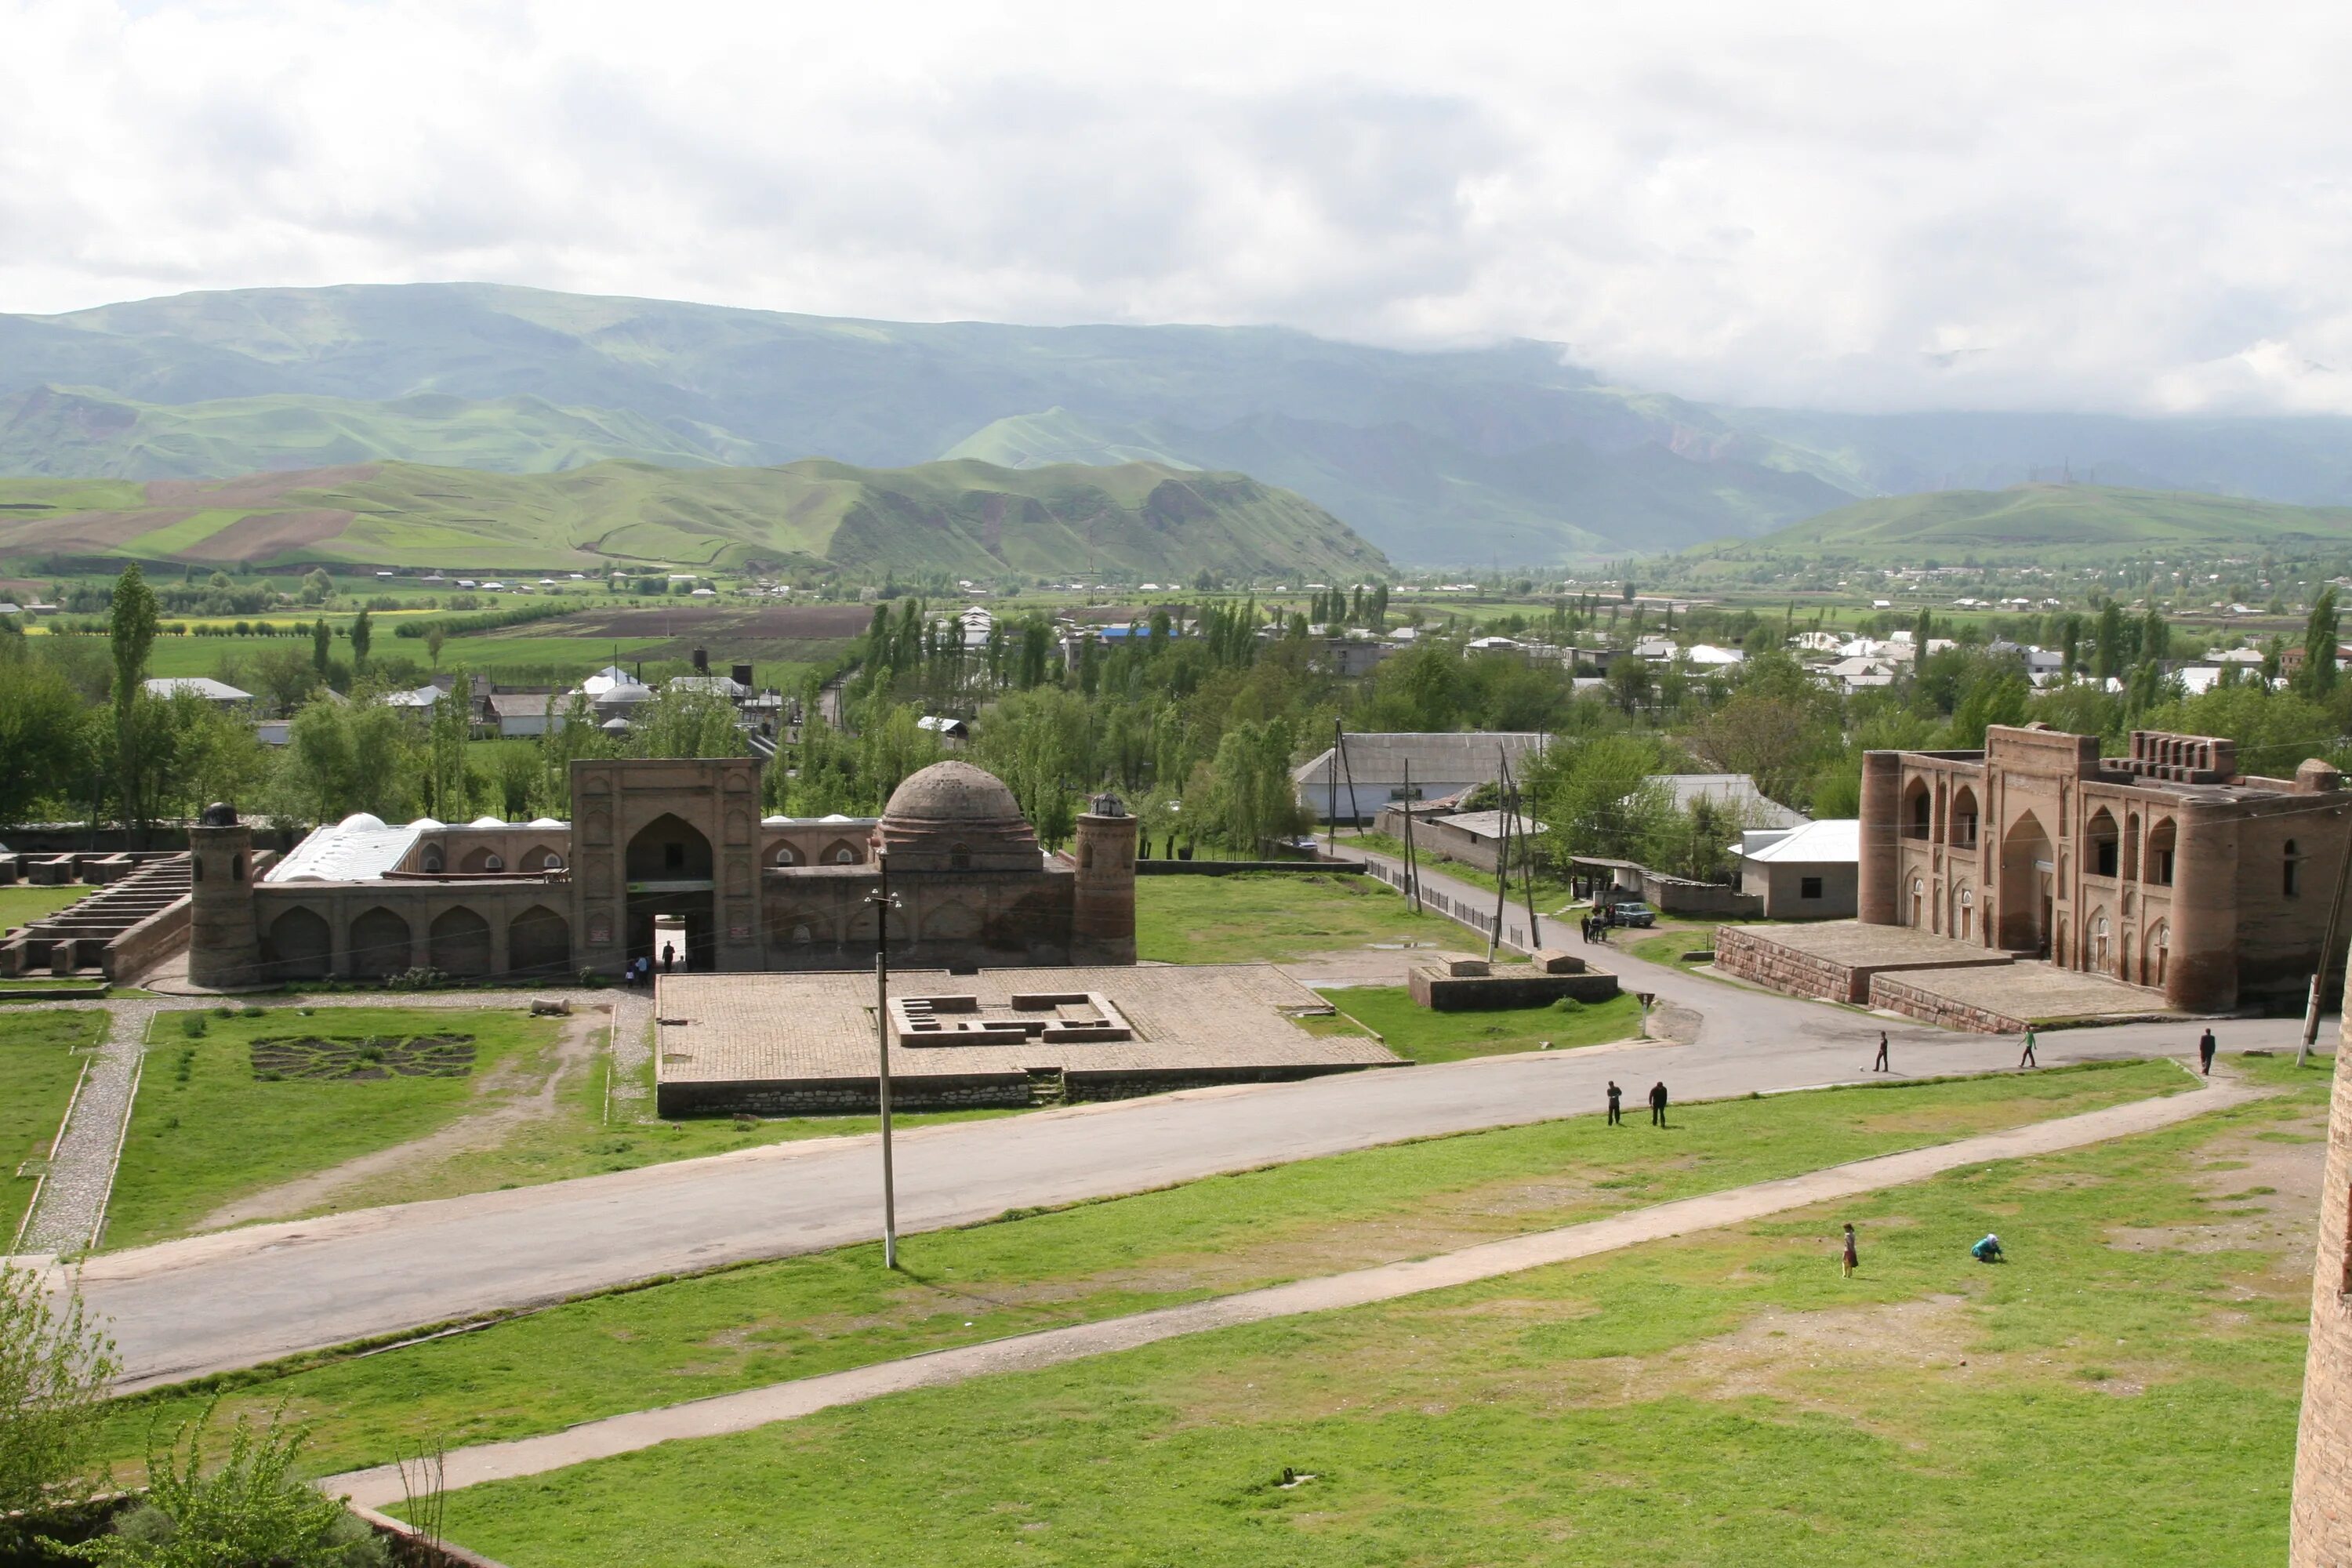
[1860,724,2350,1013]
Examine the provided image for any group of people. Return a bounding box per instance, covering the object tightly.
[1863,1024,2221,1076]
[1602,1079,1669,1126]
[618,942,681,988]
[1580,911,1613,945]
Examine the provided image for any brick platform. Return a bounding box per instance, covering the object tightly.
[1867,962,2183,1033]
[653,964,1401,1115]
[1713,920,2013,1005]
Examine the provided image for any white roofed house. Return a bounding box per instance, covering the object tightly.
[1733,818,1861,918]
[143,677,253,707]
[1292,731,1549,824]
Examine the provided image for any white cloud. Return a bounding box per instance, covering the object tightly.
[3,0,2350,415]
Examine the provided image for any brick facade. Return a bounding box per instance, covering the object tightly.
[2292,982,2352,1563]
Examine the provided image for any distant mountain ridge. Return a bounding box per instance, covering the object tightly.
[1681,483,2352,566]
[0,457,1389,577]
[7,282,2352,564]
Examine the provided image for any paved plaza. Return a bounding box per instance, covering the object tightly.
[653,963,1403,1112]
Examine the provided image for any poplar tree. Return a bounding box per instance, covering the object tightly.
[109,563,158,838]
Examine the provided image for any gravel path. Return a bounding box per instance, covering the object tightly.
[606,990,654,1121]
[16,1000,165,1255]
[328,1067,2262,1508]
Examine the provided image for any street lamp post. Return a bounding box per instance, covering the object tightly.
[867,852,902,1269]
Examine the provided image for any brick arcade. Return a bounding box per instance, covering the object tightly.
[186,759,1138,987]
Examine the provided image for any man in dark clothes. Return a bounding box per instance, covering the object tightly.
[1649,1080,1668,1127]
[1606,1080,1623,1125]
[2198,1027,2217,1076]
[1871,1031,1890,1073]
[661,942,676,975]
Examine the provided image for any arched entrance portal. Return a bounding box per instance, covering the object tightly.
[1998,812,2054,956]
[626,814,715,971]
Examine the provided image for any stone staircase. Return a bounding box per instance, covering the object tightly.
[1024,1065,1067,1107]
[2,854,193,978]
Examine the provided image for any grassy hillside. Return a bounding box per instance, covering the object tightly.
[0,386,762,477]
[1687,483,2352,564]
[0,458,1390,575]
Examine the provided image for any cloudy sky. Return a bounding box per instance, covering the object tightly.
[5,0,2348,415]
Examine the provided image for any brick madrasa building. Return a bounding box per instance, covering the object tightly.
[1858,724,2350,1013]
[185,758,1137,985]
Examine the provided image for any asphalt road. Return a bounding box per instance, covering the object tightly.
[75,989,2304,1389]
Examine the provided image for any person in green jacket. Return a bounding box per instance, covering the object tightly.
[1971,1233,2005,1263]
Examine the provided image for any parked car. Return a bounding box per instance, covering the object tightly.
[1608,902,1657,928]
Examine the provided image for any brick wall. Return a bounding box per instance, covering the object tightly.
[1713,925,1865,1003]
[2292,996,2352,1563]
[1865,973,2027,1033]
[1406,967,1622,1011]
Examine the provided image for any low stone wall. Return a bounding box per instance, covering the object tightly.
[1407,966,1622,1011]
[1135,860,1363,877]
[657,1073,1032,1117]
[1065,1062,1391,1102]
[1713,925,1867,1003]
[103,895,190,982]
[1866,972,2028,1033]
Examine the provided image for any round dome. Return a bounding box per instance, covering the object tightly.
[339,812,387,832]
[882,761,1023,826]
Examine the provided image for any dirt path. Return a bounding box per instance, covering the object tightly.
[328,1066,2262,1509]
[199,1011,606,1232]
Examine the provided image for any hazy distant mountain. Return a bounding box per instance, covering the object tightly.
[0,458,1388,578]
[6,282,2352,564]
[1682,484,2352,566]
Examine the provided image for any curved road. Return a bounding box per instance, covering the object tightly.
[74,984,2300,1390]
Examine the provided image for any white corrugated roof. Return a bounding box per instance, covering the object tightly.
[144,677,252,702]
[1739,818,1860,865]
[265,813,425,882]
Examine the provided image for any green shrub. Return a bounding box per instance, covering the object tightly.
[176,1014,205,1040]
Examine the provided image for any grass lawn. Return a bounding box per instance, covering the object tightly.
[0,1007,104,1238]
[426,1054,2327,1567]
[1135,871,1450,964]
[1312,985,1646,1062]
[102,1059,2193,1479]
[103,1006,566,1250]
[102,1004,1020,1247]
[0,883,93,934]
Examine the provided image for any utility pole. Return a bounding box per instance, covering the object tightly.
[1489,751,1513,961]
[866,854,902,1267]
[1401,759,1422,913]
[2299,804,2352,1066]
[1327,720,1341,854]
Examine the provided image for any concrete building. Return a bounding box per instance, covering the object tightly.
[1293,732,1549,824]
[1860,724,2351,1013]
[186,759,1137,985]
[1734,819,1860,918]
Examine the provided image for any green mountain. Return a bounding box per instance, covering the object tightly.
[0,385,760,477]
[0,458,1389,577]
[1686,484,2352,565]
[11,282,2352,564]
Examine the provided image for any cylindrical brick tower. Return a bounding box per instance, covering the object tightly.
[2164,800,2238,1013]
[1070,793,1137,964]
[2292,964,2352,1563]
[187,801,260,990]
[1858,751,1903,926]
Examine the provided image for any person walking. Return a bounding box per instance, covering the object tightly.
[1871,1032,1890,1073]
[661,941,676,976]
[1841,1223,1860,1279]
[2017,1027,2038,1069]
[1606,1080,1623,1126]
[1649,1080,1668,1127]
[2198,1027,2217,1076]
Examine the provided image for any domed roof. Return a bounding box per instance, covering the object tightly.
[339,811,387,832]
[882,761,1023,826]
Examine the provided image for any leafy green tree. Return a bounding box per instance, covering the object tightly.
[108,563,159,840]
[69,1401,385,1566]
[2297,587,2339,699]
[348,608,371,670]
[2092,601,2125,682]
[1192,717,1307,854]
[0,1264,120,1536]
[0,660,92,828]
[310,618,331,678]
[1534,732,1670,868]
[629,687,745,760]
[425,678,473,821]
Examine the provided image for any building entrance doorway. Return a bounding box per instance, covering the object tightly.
[626,813,714,971]
[1999,811,2054,957]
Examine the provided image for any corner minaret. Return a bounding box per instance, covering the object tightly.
[1070,793,1137,964]
[187,801,260,989]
